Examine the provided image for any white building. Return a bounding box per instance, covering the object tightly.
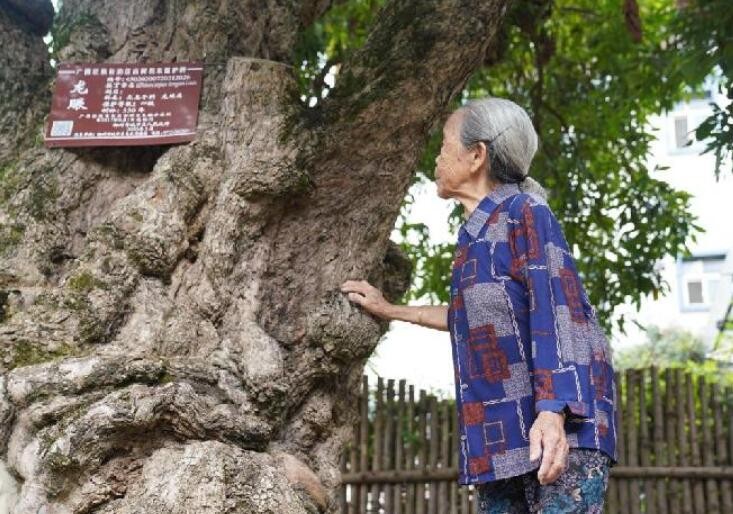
[610,83,733,354]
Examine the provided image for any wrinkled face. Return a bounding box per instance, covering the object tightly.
[434,110,484,199]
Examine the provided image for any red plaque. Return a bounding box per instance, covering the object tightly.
[44,62,203,147]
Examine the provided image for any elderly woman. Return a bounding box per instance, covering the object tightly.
[341,97,618,513]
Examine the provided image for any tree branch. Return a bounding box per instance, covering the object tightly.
[304,0,512,181]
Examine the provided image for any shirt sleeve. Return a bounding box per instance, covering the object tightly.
[511,197,593,419]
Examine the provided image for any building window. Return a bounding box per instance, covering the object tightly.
[674,116,691,148]
[687,280,704,304]
[681,275,715,309]
[677,255,726,312]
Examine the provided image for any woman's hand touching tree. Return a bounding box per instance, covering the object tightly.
[340,280,395,320]
[340,280,449,331]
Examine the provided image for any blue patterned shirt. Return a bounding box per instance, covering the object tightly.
[447,182,618,485]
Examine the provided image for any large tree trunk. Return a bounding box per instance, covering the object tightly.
[0,0,510,512]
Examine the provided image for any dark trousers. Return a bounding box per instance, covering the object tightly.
[475,448,611,514]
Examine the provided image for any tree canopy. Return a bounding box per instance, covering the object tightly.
[292,0,732,335]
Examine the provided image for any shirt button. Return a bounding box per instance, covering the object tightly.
[461,435,467,440]
[461,384,468,389]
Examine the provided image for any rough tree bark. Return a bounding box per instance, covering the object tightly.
[0,0,510,512]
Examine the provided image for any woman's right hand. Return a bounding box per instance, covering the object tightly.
[340,280,394,321]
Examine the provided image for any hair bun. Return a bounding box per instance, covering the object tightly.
[518,176,549,202]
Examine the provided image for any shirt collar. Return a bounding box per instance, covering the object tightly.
[459,182,522,239]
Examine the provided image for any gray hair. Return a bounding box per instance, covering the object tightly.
[457,97,548,201]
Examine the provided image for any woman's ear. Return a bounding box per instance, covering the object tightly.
[471,141,488,175]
